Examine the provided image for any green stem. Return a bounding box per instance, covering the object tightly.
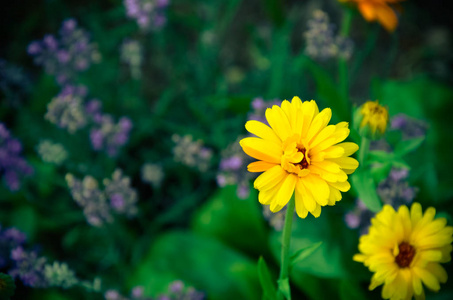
[358,137,370,166]
[277,196,296,299]
[338,8,354,118]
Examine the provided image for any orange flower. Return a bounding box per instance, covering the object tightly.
[340,0,404,32]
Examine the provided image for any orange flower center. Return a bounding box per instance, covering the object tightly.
[395,242,416,268]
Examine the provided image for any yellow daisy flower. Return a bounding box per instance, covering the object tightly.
[359,100,389,138]
[239,97,359,218]
[354,203,453,300]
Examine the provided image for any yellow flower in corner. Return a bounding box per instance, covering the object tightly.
[239,97,359,218]
[354,203,453,300]
[358,100,389,138]
[339,0,405,32]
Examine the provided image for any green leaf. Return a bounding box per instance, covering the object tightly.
[191,185,269,257]
[367,151,395,164]
[370,162,392,183]
[277,278,291,300]
[394,137,425,157]
[257,257,277,300]
[351,170,382,212]
[129,231,260,300]
[290,242,322,267]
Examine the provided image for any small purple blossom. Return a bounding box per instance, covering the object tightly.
[391,114,428,139]
[124,0,170,32]
[28,18,101,85]
[172,134,213,172]
[104,169,138,217]
[0,123,33,191]
[0,226,27,268]
[157,280,205,300]
[9,247,47,288]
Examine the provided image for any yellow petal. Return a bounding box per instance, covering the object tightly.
[328,180,350,192]
[247,161,276,173]
[311,204,321,218]
[258,177,285,205]
[240,137,281,164]
[254,165,287,190]
[295,191,308,218]
[303,174,329,206]
[306,108,332,143]
[272,174,297,210]
[327,157,359,170]
[336,142,359,156]
[245,120,281,144]
[265,105,292,141]
[281,100,297,134]
[296,180,316,212]
[300,100,318,139]
[426,263,448,284]
[413,266,440,291]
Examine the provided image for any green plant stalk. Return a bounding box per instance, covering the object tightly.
[338,8,353,116]
[359,136,370,166]
[277,196,296,299]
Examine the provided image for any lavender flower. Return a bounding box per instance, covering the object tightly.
[66,174,113,227]
[103,169,138,217]
[36,140,68,165]
[121,39,143,79]
[217,137,254,199]
[104,286,151,300]
[304,10,353,60]
[45,93,87,133]
[44,261,78,289]
[345,168,417,235]
[157,280,205,300]
[90,114,133,157]
[28,19,101,85]
[124,0,170,32]
[0,123,33,191]
[391,114,428,139]
[172,134,213,172]
[0,226,27,268]
[9,247,47,288]
[141,163,164,188]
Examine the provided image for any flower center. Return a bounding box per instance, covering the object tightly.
[295,146,309,170]
[395,242,416,268]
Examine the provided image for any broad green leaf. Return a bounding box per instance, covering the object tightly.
[394,137,425,157]
[370,162,392,183]
[290,242,322,267]
[351,170,382,212]
[257,257,278,300]
[277,278,291,300]
[129,231,260,300]
[191,185,269,257]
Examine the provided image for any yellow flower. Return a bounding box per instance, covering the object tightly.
[354,203,453,300]
[239,97,359,218]
[359,100,389,138]
[339,0,404,32]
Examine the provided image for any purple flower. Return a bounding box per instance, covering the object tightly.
[28,19,101,85]
[9,247,47,287]
[124,0,170,32]
[0,123,33,191]
[104,169,138,217]
[89,115,132,157]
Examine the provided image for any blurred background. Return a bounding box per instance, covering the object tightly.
[1,0,453,299]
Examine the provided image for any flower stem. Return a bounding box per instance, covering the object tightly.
[277,196,295,299]
[338,8,354,118]
[358,136,370,166]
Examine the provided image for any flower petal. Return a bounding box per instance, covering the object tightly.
[265,105,292,141]
[247,161,277,173]
[245,120,281,144]
[254,165,287,190]
[240,137,281,164]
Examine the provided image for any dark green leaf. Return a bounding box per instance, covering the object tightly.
[394,137,425,157]
[277,278,291,300]
[351,170,382,212]
[257,257,277,300]
[290,242,322,267]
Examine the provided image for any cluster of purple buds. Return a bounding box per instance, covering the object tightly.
[304,10,353,61]
[0,123,33,191]
[9,246,48,288]
[66,169,138,226]
[0,226,27,269]
[216,137,254,199]
[391,114,428,139]
[172,134,213,172]
[103,169,138,217]
[345,168,417,235]
[27,19,101,85]
[45,91,87,134]
[105,286,151,300]
[157,280,205,300]
[66,174,113,227]
[124,0,170,31]
[89,113,133,157]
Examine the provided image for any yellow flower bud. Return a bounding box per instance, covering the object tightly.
[357,100,389,139]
